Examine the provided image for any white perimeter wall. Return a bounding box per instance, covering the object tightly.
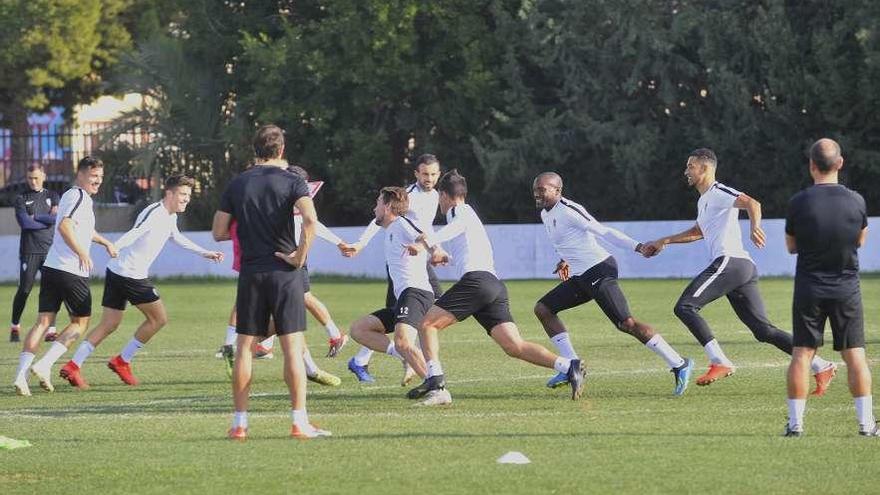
[1,218,877,282]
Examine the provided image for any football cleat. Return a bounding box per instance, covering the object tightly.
[671,358,694,397]
[696,363,735,386]
[810,363,837,397]
[107,355,139,386]
[567,359,585,400]
[254,344,274,360]
[43,330,58,342]
[13,374,31,396]
[9,326,20,343]
[407,374,445,400]
[326,334,349,358]
[214,346,225,359]
[414,388,453,407]
[783,423,803,437]
[401,362,417,387]
[227,426,248,441]
[222,345,234,379]
[546,371,569,389]
[858,422,879,437]
[347,358,375,383]
[291,423,332,439]
[29,364,55,392]
[59,361,89,389]
[307,370,342,387]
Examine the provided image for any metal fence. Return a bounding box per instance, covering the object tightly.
[0,124,155,205]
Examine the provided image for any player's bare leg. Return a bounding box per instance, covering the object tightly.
[28,315,90,393]
[13,312,53,395]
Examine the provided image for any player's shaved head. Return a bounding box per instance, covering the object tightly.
[534,172,563,189]
[809,138,842,173]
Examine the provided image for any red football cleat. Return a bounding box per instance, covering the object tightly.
[290,423,332,440]
[326,334,349,358]
[59,361,89,389]
[227,427,247,441]
[811,363,837,397]
[107,355,139,386]
[43,331,58,342]
[696,363,735,386]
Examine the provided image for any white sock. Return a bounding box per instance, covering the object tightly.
[224,325,237,346]
[16,352,35,379]
[703,339,733,366]
[259,336,275,350]
[809,356,833,374]
[553,356,572,374]
[646,334,686,369]
[11,323,20,329]
[232,411,248,429]
[855,396,875,427]
[324,321,341,339]
[426,359,444,378]
[303,349,318,376]
[291,408,309,427]
[787,398,806,428]
[354,347,373,366]
[47,326,57,334]
[34,342,68,370]
[550,332,579,359]
[120,338,144,363]
[386,343,404,361]
[72,341,95,367]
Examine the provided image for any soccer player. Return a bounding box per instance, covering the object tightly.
[346,187,435,386]
[644,148,836,390]
[57,175,224,389]
[13,157,118,396]
[341,154,443,382]
[783,138,877,437]
[531,172,694,396]
[10,164,60,342]
[213,124,328,440]
[406,170,585,405]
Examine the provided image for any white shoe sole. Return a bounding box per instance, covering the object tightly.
[415,389,452,407]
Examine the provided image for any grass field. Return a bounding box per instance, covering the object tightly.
[1,276,878,495]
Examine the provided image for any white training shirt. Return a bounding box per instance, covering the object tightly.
[696,182,751,261]
[540,197,639,275]
[44,187,96,277]
[425,203,495,278]
[357,182,439,246]
[384,216,432,299]
[108,202,211,279]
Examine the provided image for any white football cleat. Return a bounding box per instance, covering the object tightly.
[13,374,31,396]
[414,388,452,407]
[30,365,54,393]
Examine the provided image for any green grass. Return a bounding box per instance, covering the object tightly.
[1,277,878,495]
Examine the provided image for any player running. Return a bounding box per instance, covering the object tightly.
[644,148,836,391]
[406,170,585,405]
[57,175,223,388]
[530,172,693,396]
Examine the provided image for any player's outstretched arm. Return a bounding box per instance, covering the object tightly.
[170,223,222,261]
[92,232,118,258]
[645,223,703,256]
[734,193,765,248]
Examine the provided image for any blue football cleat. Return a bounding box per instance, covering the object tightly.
[671,357,694,397]
[347,357,375,383]
[546,371,570,389]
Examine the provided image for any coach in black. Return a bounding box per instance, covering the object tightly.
[783,138,877,437]
[10,164,59,342]
[213,124,329,441]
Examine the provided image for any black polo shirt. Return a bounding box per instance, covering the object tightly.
[14,188,60,255]
[785,183,867,298]
[219,165,310,273]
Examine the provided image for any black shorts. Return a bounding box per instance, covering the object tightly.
[38,266,91,317]
[102,269,160,310]
[793,289,864,351]
[537,257,631,327]
[436,271,513,333]
[237,269,307,337]
[371,287,434,333]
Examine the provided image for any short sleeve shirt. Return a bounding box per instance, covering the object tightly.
[43,187,96,277]
[785,183,867,298]
[219,166,310,273]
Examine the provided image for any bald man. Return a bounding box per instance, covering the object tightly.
[532,172,694,396]
[783,138,876,437]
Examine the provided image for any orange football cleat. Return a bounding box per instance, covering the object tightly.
[59,361,89,389]
[810,363,837,397]
[696,363,735,386]
[107,355,139,386]
[227,427,247,441]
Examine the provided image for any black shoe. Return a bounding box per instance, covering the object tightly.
[567,359,585,400]
[858,422,879,437]
[406,374,445,400]
[10,328,20,343]
[783,424,803,437]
